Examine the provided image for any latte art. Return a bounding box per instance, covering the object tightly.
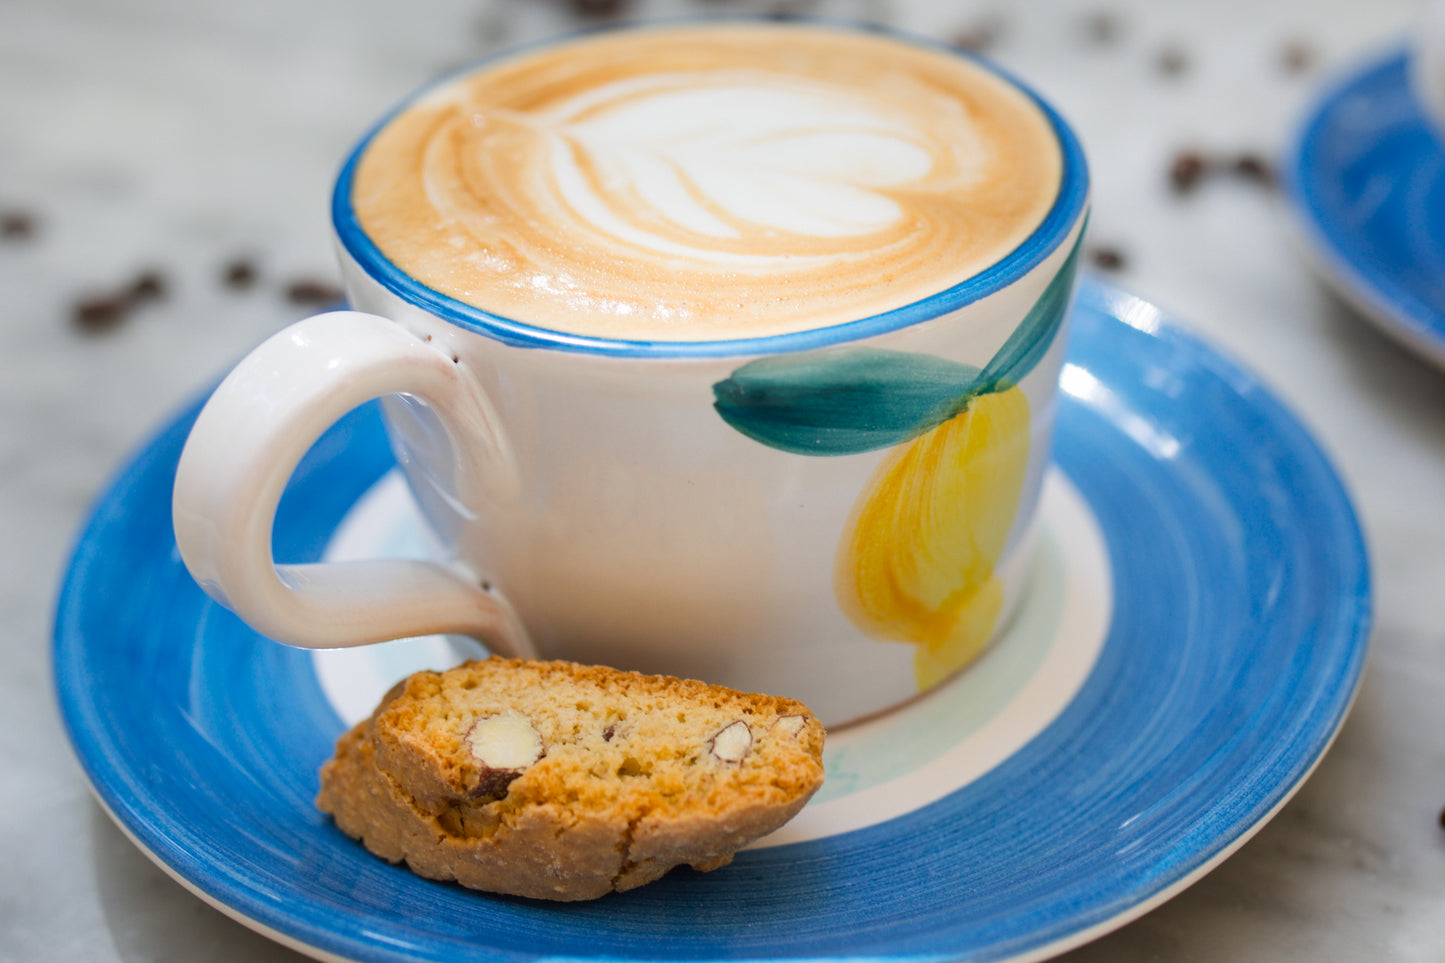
[533,72,940,255]
[353,24,1063,340]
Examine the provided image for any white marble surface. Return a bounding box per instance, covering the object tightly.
[5,0,1445,960]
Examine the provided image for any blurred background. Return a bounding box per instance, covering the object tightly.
[5,0,1444,960]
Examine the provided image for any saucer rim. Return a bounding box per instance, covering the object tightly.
[52,275,1371,963]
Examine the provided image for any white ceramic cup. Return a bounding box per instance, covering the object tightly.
[172,23,1090,726]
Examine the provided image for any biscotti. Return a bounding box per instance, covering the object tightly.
[316,657,825,901]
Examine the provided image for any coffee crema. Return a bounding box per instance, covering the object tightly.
[351,24,1064,341]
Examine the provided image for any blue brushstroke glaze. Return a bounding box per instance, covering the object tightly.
[52,277,1372,963]
[712,232,1083,456]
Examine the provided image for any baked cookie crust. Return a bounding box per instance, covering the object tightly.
[317,657,825,900]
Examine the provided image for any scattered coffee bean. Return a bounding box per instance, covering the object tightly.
[1231,152,1276,187]
[474,10,511,48]
[568,0,626,16]
[73,295,130,333]
[765,0,820,18]
[222,258,258,290]
[1281,40,1315,75]
[1,210,36,241]
[285,278,345,305]
[1166,148,1277,196]
[1438,805,1445,830]
[952,15,1005,53]
[1081,10,1123,46]
[1168,150,1210,194]
[72,268,169,334]
[1155,45,1189,77]
[127,269,167,303]
[1088,245,1128,272]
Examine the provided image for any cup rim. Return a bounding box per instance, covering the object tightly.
[331,17,1091,359]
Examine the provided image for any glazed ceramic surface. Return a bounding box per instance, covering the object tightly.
[1285,49,1445,369]
[56,278,1370,963]
[172,23,1092,726]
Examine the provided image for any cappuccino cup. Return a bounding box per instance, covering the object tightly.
[172,20,1089,726]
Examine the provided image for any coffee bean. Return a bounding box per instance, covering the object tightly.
[1281,40,1315,74]
[1155,45,1189,77]
[765,0,820,18]
[1081,11,1123,46]
[568,0,626,16]
[72,268,168,334]
[1088,245,1128,272]
[222,258,258,290]
[127,270,167,303]
[1169,150,1210,194]
[285,278,345,305]
[1232,152,1276,186]
[952,15,1005,53]
[1,210,36,241]
[473,10,511,48]
[73,295,130,333]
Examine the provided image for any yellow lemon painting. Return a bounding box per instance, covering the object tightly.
[835,386,1030,689]
[712,235,1080,693]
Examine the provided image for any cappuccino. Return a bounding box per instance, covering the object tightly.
[352,23,1063,341]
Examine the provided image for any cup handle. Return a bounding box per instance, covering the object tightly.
[172,309,533,656]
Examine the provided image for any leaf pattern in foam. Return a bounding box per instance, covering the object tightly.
[548,73,935,249]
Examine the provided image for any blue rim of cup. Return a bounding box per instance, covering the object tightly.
[330,17,1092,359]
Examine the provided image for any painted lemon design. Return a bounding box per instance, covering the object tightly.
[711,230,1082,693]
[834,386,1030,690]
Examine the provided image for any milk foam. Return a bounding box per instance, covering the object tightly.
[546,72,933,253]
[353,24,1063,341]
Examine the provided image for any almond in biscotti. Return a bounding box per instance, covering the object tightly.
[316,657,826,901]
[464,710,543,798]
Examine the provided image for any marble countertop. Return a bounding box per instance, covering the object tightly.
[6,0,1445,959]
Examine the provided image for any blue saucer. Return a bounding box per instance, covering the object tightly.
[1284,48,1445,368]
[54,277,1370,963]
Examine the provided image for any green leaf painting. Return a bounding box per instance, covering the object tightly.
[710,227,1084,692]
[712,232,1082,456]
[712,349,983,454]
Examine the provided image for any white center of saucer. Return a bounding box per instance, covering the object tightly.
[311,469,1112,845]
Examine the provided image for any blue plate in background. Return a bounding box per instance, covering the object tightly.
[54,277,1370,963]
[1284,48,1445,369]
